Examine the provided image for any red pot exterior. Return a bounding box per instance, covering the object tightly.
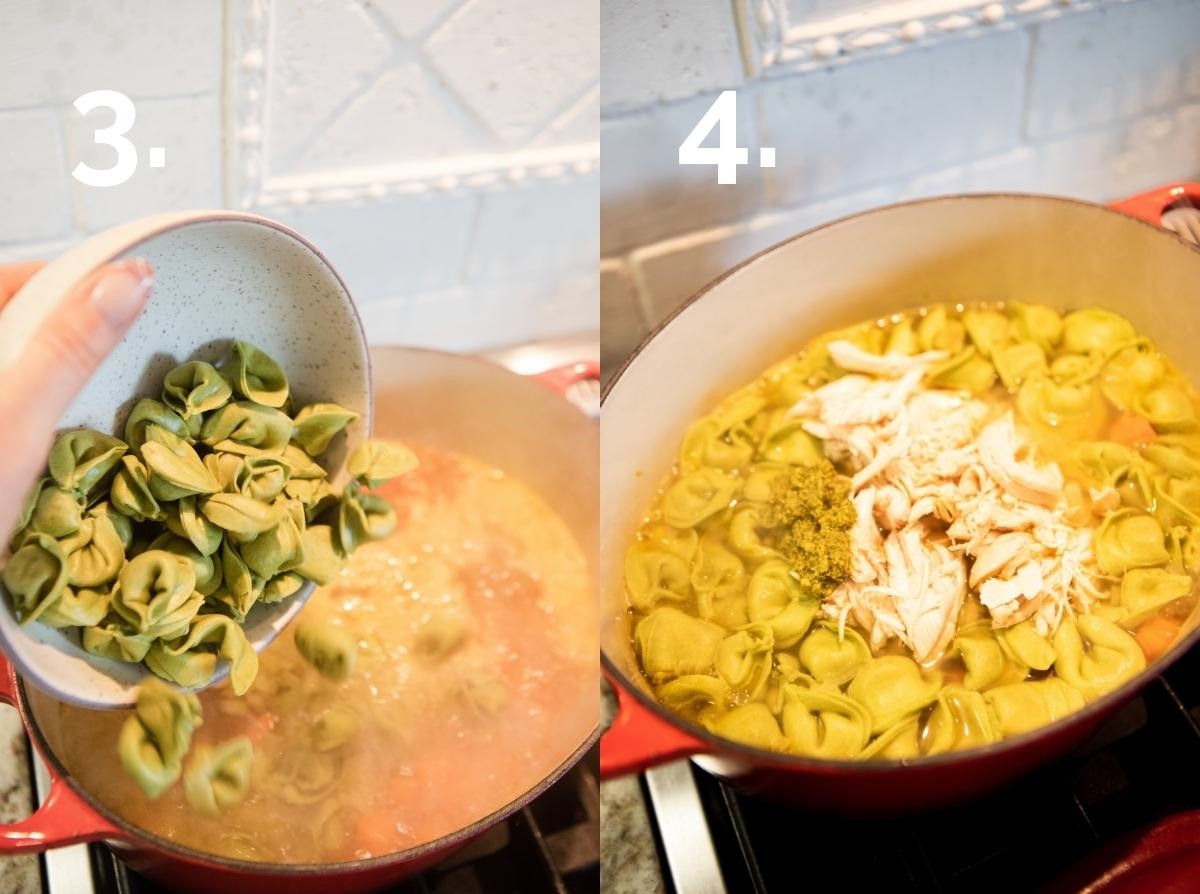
[600,182,1200,814]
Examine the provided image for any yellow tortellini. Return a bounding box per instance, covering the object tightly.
[661,468,740,529]
[703,702,789,752]
[636,607,726,682]
[691,535,748,628]
[714,623,774,700]
[996,620,1057,672]
[921,687,998,756]
[1061,308,1136,355]
[781,683,871,759]
[657,674,728,714]
[798,623,870,686]
[1017,375,1106,441]
[1136,385,1196,432]
[1102,342,1165,410]
[984,678,1085,737]
[756,412,824,465]
[992,341,1047,391]
[1095,509,1170,574]
[962,309,1009,359]
[1008,302,1063,354]
[1119,568,1192,629]
[727,506,778,563]
[745,560,818,648]
[1052,614,1146,701]
[847,655,941,734]
[1073,441,1135,489]
[859,716,920,760]
[624,546,691,613]
[954,623,1016,690]
[929,347,996,394]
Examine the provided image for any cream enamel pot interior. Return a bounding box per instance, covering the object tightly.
[0,347,599,894]
[600,183,1200,814]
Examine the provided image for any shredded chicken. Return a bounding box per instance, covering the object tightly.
[790,339,1101,665]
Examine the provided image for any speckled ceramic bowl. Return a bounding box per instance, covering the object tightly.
[0,210,371,709]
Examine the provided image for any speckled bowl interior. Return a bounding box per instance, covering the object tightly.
[0,211,371,708]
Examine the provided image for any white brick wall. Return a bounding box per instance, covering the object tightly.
[0,0,598,353]
[601,0,1200,378]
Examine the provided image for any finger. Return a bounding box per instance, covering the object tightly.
[5,257,154,434]
[0,261,47,309]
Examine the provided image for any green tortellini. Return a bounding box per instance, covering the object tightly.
[220,340,289,407]
[635,607,725,682]
[235,455,291,502]
[624,545,691,613]
[2,533,69,624]
[284,476,338,522]
[984,678,1085,737]
[916,305,965,353]
[338,481,397,554]
[661,468,740,529]
[1095,509,1170,574]
[703,702,788,752]
[1143,442,1200,479]
[118,678,202,799]
[742,464,788,504]
[413,613,470,661]
[49,430,127,501]
[63,513,125,587]
[83,616,153,662]
[201,401,293,455]
[1061,308,1136,355]
[745,560,818,648]
[1102,342,1165,410]
[124,399,193,451]
[141,425,221,501]
[240,508,305,580]
[148,534,222,596]
[174,495,224,557]
[184,736,253,816]
[291,404,360,457]
[921,687,998,756]
[781,683,871,759]
[200,492,283,537]
[111,455,162,521]
[294,525,343,586]
[38,586,110,629]
[1017,375,1105,441]
[727,506,778,563]
[1073,441,1135,489]
[714,623,774,700]
[679,416,754,471]
[112,550,202,640]
[162,361,233,420]
[458,672,510,718]
[25,483,84,538]
[1119,568,1192,628]
[211,540,260,622]
[1052,614,1146,701]
[346,439,417,488]
[798,623,870,686]
[145,614,260,695]
[1155,477,1200,527]
[846,655,941,734]
[294,620,357,681]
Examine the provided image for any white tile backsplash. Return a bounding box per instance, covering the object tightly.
[0,0,597,354]
[601,0,1200,363]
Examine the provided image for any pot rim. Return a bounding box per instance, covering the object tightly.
[19,343,599,875]
[20,665,600,874]
[600,188,1200,773]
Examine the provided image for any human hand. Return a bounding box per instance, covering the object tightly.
[0,258,154,541]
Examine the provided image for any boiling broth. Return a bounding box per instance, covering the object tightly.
[31,445,596,863]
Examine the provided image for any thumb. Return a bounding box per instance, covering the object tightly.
[14,257,154,430]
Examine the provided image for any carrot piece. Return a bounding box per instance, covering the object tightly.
[1135,614,1180,662]
[354,807,401,856]
[1108,414,1157,447]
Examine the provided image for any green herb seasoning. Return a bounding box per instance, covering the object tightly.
[767,460,856,598]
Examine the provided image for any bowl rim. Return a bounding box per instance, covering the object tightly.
[600,189,1200,773]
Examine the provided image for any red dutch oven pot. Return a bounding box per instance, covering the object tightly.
[0,348,599,894]
[600,183,1200,814]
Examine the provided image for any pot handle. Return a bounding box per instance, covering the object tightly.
[0,652,122,851]
[1110,182,1200,225]
[600,672,710,779]
[532,361,600,396]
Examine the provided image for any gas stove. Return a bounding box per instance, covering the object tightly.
[618,641,1200,893]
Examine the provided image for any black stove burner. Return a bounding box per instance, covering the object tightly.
[670,645,1200,894]
[85,748,599,894]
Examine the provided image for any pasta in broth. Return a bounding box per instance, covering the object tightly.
[627,303,1200,760]
[29,445,595,863]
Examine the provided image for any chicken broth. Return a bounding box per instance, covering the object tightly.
[29,445,595,863]
[626,303,1200,760]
